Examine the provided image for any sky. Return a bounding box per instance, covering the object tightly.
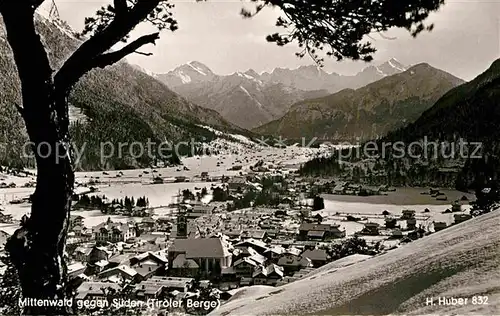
[41,0,500,81]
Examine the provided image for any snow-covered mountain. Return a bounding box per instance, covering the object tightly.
[155,59,409,129]
[157,63,329,129]
[255,63,464,141]
[155,61,216,87]
[258,58,408,92]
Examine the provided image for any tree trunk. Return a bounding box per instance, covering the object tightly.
[1,4,75,314]
[6,93,75,315]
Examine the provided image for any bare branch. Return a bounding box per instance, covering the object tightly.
[134,51,153,56]
[113,0,128,16]
[0,0,45,14]
[54,0,162,93]
[379,33,397,40]
[0,0,54,126]
[93,32,159,69]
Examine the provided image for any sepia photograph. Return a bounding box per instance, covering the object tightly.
[0,0,498,315]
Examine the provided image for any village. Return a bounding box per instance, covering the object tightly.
[0,152,483,315]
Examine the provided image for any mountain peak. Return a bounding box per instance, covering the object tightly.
[183,61,213,76]
[378,58,407,75]
[156,61,215,87]
[244,69,260,78]
[408,63,433,72]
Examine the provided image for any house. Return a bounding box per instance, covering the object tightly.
[433,221,447,232]
[264,245,286,262]
[138,217,156,232]
[246,247,267,266]
[241,230,267,240]
[228,177,249,193]
[406,218,417,230]
[233,257,259,278]
[68,262,86,279]
[264,229,279,239]
[168,238,232,278]
[277,203,290,210]
[73,246,93,262]
[401,210,416,220]
[133,261,163,281]
[93,218,137,243]
[193,204,216,214]
[87,246,112,265]
[451,201,463,212]
[222,229,242,239]
[133,280,164,300]
[454,214,472,224]
[385,217,397,229]
[186,205,216,220]
[333,183,346,194]
[71,225,85,237]
[298,223,345,241]
[391,229,403,239]
[75,281,122,300]
[301,249,329,267]
[201,172,209,181]
[274,209,287,217]
[133,276,194,299]
[360,222,380,236]
[69,215,85,229]
[108,254,134,267]
[285,247,302,257]
[174,176,187,183]
[277,254,312,274]
[92,260,111,274]
[98,265,138,282]
[234,238,268,254]
[252,264,284,286]
[130,251,168,267]
[259,219,278,230]
[0,230,11,249]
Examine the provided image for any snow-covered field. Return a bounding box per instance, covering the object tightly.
[0,147,317,226]
[212,210,500,316]
[0,145,473,236]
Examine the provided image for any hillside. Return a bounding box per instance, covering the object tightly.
[380,58,500,188]
[212,210,500,315]
[156,59,408,129]
[254,64,464,141]
[0,14,244,170]
[385,58,500,143]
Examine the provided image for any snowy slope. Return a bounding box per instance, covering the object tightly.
[212,210,500,315]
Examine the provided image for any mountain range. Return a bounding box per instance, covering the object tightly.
[155,59,410,129]
[0,14,244,170]
[255,63,465,141]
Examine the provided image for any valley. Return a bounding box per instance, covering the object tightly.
[0,2,499,316]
